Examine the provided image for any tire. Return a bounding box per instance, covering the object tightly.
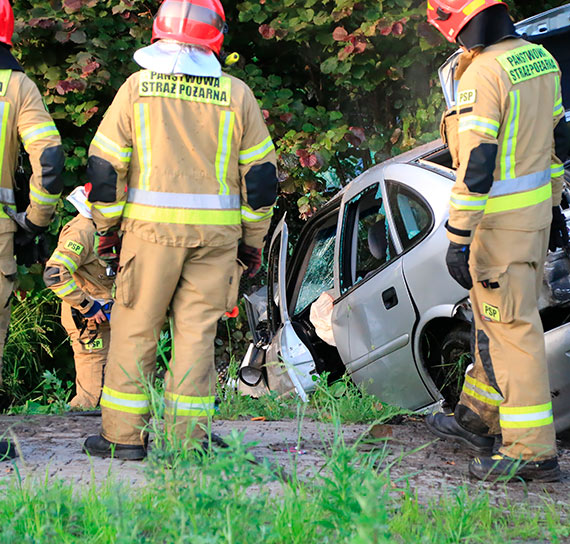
[439,327,472,408]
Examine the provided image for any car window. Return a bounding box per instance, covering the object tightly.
[340,183,396,293]
[293,223,336,316]
[387,181,432,251]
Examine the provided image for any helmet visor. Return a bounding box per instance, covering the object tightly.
[156,1,225,34]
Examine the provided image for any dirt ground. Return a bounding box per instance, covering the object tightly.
[0,413,569,507]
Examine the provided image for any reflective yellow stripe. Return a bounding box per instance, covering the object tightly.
[0,204,15,219]
[29,185,60,206]
[501,90,520,180]
[123,202,241,225]
[241,205,274,223]
[500,402,553,429]
[92,133,132,163]
[215,111,235,195]
[0,70,11,97]
[239,136,274,165]
[0,102,10,183]
[463,375,503,407]
[53,279,78,297]
[553,76,563,117]
[484,182,551,214]
[551,163,564,178]
[93,202,125,218]
[463,0,485,16]
[450,192,488,211]
[458,115,499,138]
[134,103,152,191]
[100,386,150,415]
[164,392,216,417]
[52,251,78,274]
[20,122,59,149]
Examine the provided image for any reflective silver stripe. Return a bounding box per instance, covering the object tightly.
[450,196,488,207]
[464,381,503,402]
[503,90,520,179]
[164,399,215,412]
[101,390,149,409]
[500,409,552,423]
[127,188,239,209]
[489,168,550,198]
[0,187,15,204]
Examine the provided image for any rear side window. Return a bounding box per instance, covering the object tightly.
[340,183,396,293]
[387,181,432,251]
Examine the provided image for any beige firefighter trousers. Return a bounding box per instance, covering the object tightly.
[61,301,109,409]
[0,232,16,387]
[100,232,242,445]
[456,227,556,460]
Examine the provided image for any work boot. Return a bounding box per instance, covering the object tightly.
[425,412,494,454]
[200,432,229,453]
[0,440,16,461]
[83,434,147,460]
[469,454,562,482]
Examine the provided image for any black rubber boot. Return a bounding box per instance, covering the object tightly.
[0,440,16,461]
[199,432,230,454]
[469,454,562,482]
[83,434,147,460]
[425,412,494,454]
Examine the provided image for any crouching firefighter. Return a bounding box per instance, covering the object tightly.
[82,0,278,459]
[0,0,64,460]
[43,186,114,409]
[425,0,570,482]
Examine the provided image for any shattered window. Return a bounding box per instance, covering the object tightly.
[340,183,396,292]
[294,224,336,315]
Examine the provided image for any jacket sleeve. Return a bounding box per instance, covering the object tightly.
[552,73,568,206]
[87,78,133,233]
[17,76,64,228]
[238,86,278,248]
[446,66,501,246]
[43,223,98,314]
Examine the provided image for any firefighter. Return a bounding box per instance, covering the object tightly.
[425,0,570,481]
[0,0,64,460]
[83,0,277,459]
[43,186,113,409]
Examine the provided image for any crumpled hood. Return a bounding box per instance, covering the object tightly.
[457,5,518,51]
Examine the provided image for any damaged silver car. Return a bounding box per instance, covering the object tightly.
[238,5,570,433]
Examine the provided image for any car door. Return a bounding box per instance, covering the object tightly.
[330,179,430,409]
[263,215,316,402]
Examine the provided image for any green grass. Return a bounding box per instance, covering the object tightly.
[0,425,568,543]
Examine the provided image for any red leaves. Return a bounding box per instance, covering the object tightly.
[334,27,368,60]
[81,61,100,77]
[345,126,366,147]
[28,18,55,29]
[332,27,349,41]
[279,113,293,123]
[259,24,275,39]
[296,149,323,171]
[56,79,87,95]
[376,18,408,37]
[262,109,270,120]
[63,0,83,13]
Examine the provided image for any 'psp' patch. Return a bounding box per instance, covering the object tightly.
[87,338,104,350]
[458,89,477,106]
[65,240,84,255]
[482,303,501,322]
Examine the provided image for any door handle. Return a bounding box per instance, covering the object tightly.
[382,287,398,309]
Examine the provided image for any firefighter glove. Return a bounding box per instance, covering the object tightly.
[94,230,121,269]
[4,206,50,267]
[238,243,262,278]
[446,242,473,290]
[549,206,569,252]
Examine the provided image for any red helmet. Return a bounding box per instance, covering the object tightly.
[0,0,14,47]
[152,0,226,55]
[427,0,508,43]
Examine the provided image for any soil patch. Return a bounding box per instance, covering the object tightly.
[1,414,568,506]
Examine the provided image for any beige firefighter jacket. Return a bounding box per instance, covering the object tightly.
[87,70,278,249]
[0,69,63,232]
[44,214,113,315]
[441,38,565,246]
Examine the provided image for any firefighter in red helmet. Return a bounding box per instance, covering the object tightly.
[0,0,64,460]
[83,0,277,459]
[425,0,570,481]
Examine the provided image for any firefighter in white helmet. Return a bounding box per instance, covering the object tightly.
[83,0,277,459]
[425,0,570,481]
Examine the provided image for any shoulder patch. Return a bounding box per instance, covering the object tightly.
[65,240,84,256]
[458,89,477,106]
[496,44,558,85]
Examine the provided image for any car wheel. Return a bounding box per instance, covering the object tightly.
[439,328,472,408]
